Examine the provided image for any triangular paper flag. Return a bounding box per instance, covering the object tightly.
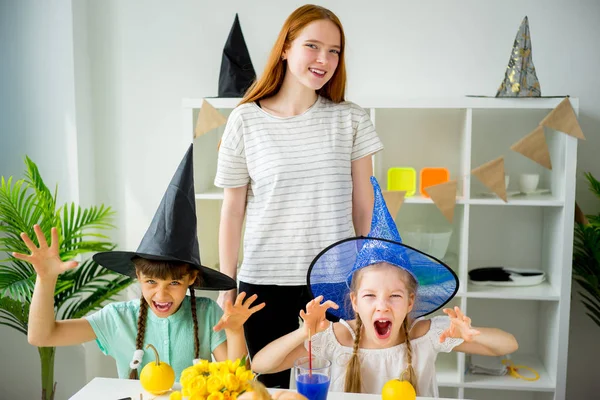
[472,157,507,202]
[425,180,458,223]
[382,190,406,220]
[195,100,227,138]
[510,125,552,169]
[540,97,585,140]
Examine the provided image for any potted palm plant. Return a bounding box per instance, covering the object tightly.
[0,157,133,400]
[572,172,600,328]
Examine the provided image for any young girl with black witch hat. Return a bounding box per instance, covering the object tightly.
[18,145,265,380]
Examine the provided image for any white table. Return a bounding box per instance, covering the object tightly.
[70,377,456,400]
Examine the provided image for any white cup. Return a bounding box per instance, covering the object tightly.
[519,174,539,193]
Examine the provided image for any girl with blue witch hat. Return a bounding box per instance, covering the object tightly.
[251,177,518,396]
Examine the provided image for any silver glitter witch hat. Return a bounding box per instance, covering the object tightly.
[496,16,541,97]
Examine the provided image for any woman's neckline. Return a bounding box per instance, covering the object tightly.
[252,96,321,120]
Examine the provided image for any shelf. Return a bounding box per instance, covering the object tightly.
[197,189,563,207]
[195,189,225,200]
[183,97,240,109]
[464,355,554,392]
[183,97,578,110]
[469,193,564,207]
[437,371,462,388]
[404,195,466,204]
[436,355,462,388]
[195,191,467,204]
[461,282,559,301]
[186,95,577,400]
[196,190,464,204]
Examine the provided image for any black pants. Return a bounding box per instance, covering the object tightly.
[240,281,338,389]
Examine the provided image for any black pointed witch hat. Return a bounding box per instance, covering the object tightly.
[93,144,236,291]
[218,13,256,97]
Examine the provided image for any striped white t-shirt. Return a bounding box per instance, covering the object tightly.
[214,96,383,285]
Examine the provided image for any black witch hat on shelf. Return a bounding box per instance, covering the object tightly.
[218,13,256,97]
[93,144,236,291]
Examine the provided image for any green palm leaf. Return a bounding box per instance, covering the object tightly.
[54,258,129,317]
[0,156,133,400]
[0,181,44,256]
[584,172,600,200]
[0,270,34,302]
[0,296,29,335]
[0,156,132,333]
[573,173,600,330]
[588,215,600,226]
[23,156,57,225]
[58,202,115,258]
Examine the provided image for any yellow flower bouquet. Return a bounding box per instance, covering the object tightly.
[169,357,256,400]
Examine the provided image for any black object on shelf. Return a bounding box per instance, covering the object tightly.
[469,267,545,286]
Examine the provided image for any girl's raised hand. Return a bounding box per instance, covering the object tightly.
[440,306,481,343]
[299,295,339,337]
[12,225,78,279]
[213,292,266,332]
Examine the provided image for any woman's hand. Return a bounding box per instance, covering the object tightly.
[218,288,238,310]
[12,225,78,280]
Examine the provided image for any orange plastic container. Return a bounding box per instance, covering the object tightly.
[420,167,450,197]
[387,167,417,196]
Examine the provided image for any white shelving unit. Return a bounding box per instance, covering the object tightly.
[182,96,578,400]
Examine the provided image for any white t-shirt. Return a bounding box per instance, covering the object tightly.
[309,316,463,397]
[214,96,384,285]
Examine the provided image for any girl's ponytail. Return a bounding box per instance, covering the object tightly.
[189,286,200,359]
[344,315,363,393]
[128,294,149,379]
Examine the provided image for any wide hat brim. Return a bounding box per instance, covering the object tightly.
[93,251,237,291]
[308,236,459,321]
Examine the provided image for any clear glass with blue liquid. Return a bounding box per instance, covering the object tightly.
[294,356,331,400]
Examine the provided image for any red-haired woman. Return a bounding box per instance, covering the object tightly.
[215,4,383,388]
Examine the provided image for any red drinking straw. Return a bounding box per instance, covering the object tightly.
[308,328,312,377]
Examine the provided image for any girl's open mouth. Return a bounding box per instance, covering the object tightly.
[152,301,173,314]
[374,319,392,340]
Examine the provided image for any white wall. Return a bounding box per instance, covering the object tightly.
[1,0,600,399]
[0,0,80,204]
[0,1,90,399]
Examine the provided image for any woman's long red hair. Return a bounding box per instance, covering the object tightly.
[240,4,346,105]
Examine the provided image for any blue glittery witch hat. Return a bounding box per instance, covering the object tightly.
[308,177,459,320]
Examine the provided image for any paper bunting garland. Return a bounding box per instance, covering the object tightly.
[191,94,584,222]
[540,97,585,140]
[425,180,458,223]
[195,100,228,138]
[472,157,507,202]
[382,190,406,220]
[510,125,552,170]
